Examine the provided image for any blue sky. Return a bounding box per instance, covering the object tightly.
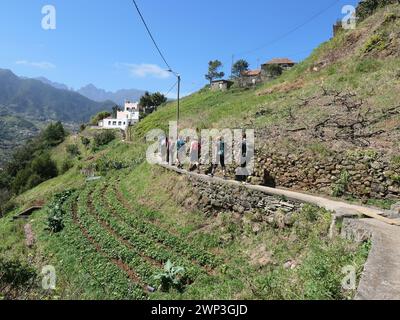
[0,0,359,97]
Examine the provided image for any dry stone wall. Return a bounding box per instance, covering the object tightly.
[248,151,400,200]
[185,174,303,221]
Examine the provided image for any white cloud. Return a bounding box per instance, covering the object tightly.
[116,63,170,79]
[16,60,56,69]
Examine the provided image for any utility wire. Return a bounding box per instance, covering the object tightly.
[131,0,173,72]
[164,80,178,97]
[236,0,341,57]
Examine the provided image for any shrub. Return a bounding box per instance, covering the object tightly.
[30,153,58,180]
[80,136,91,148]
[61,158,74,174]
[66,144,80,157]
[332,170,351,197]
[47,190,74,233]
[0,257,37,289]
[91,111,112,126]
[263,64,283,78]
[95,156,127,175]
[41,121,67,147]
[93,131,116,149]
[363,34,388,53]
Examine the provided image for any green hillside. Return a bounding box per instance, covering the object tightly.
[1,2,399,300]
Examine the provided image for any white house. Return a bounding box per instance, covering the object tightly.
[98,100,140,130]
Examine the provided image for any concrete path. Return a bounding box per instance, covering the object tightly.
[344,218,400,300]
[158,163,400,300]
[159,163,397,223]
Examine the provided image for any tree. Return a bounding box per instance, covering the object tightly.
[30,153,58,181]
[90,111,111,125]
[139,92,167,110]
[139,92,153,109]
[264,64,283,78]
[41,122,66,147]
[231,59,249,78]
[112,105,122,118]
[205,60,225,84]
[151,92,168,107]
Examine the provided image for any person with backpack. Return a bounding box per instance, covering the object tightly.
[189,138,200,172]
[235,133,249,182]
[211,136,226,178]
[176,136,186,169]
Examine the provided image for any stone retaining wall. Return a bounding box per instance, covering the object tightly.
[184,173,303,221]
[249,150,400,200]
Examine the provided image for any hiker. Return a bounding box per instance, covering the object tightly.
[210,136,226,178]
[235,133,249,182]
[176,136,186,168]
[189,138,200,172]
[159,135,167,163]
[165,137,170,164]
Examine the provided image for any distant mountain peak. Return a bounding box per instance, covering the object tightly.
[77,84,147,105]
[34,77,70,91]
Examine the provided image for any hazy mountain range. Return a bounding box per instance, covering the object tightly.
[0,68,117,166]
[77,84,146,105]
[33,78,147,106]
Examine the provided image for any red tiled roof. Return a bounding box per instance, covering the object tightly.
[263,58,295,65]
[242,69,261,76]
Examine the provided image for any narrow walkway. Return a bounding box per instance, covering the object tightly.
[158,163,400,300]
[159,163,399,225]
[345,218,400,300]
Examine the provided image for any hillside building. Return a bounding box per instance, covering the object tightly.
[98,100,140,130]
[210,79,234,91]
[238,69,263,87]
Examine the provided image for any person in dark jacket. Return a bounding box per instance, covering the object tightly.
[210,136,226,178]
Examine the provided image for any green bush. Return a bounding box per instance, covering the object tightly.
[61,158,74,174]
[363,34,388,53]
[66,144,80,157]
[332,170,351,197]
[0,257,37,288]
[47,190,74,233]
[93,131,116,149]
[263,64,283,78]
[90,111,112,126]
[80,136,91,149]
[41,121,67,147]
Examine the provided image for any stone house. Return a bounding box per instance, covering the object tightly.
[261,58,296,79]
[238,70,263,87]
[210,80,234,91]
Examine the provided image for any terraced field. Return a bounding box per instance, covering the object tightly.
[16,163,367,301]
[43,176,222,300]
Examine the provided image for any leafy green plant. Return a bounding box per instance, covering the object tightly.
[392,174,400,184]
[153,260,185,292]
[47,190,74,233]
[332,170,351,197]
[363,33,388,53]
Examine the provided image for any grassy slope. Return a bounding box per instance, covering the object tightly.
[133,5,400,157]
[3,4,400,300]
